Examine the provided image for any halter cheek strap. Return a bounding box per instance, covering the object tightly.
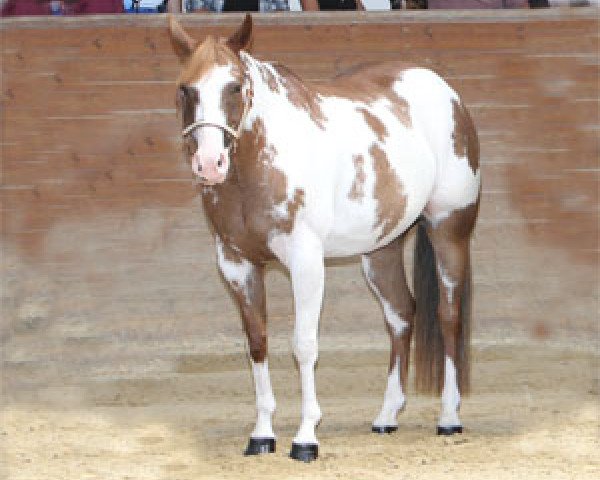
[181,98,250,153]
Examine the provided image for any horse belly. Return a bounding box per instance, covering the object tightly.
[323,206,407,257]
[323,145,435,258]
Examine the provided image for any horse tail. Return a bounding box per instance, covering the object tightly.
[412,221,472,395]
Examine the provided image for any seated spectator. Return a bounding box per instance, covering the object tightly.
[1,0,124,15]
[2,0,56,15]
[126,0,167,11]
[300,0,364,9]
[183,0,289,11]
[183,0,223,11]
[72,0,125,13]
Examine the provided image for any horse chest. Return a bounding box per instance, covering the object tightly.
[202,185,277,261]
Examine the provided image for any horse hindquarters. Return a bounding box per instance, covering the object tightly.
[413,200,478,433]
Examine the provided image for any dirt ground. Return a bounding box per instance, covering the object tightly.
[2,331,599,480]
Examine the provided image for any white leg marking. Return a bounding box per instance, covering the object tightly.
[250,360,276,439]
[272,228,325,446]
[437,262,457,305]
[373,357,406,428]
[439,355,462,427]
[361,256,409,336]
[292,255,324,446]
[215,236,254,302]
[295,360,321,445]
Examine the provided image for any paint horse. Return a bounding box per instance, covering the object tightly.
[168,15,480,462]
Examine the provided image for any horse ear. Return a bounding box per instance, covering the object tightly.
[227,14,253,54]
[168,15,198,61]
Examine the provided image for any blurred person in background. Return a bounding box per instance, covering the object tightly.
[300,0,364,9]
[1,0,124,15]
[182,0,289,11]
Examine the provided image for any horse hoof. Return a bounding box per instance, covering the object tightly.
[289,442,318,462]
[437,425,463,435]
[244,437,276,455]
[372,425,398,434]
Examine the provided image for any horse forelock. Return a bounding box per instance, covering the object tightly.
[177,36,242,86]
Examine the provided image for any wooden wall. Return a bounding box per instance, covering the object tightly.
[1,10,598,359]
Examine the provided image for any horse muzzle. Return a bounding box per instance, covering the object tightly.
[192,152,230,185]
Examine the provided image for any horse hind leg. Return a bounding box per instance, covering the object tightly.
[362,235,415,434]
[414,201,478,435]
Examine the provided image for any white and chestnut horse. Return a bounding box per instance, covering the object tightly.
[168,15,480,462]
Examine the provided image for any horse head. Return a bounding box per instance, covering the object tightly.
[169,15,253,185]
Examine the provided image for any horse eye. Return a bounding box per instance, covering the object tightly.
[179,84,198,101]
[231,83,242,94]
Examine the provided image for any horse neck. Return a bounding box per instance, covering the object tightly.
[240,53,315,127]
[208,55,319,198]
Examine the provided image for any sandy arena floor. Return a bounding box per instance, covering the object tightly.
[2,332,598,480]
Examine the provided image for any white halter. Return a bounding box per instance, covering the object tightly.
[181,98,250,152]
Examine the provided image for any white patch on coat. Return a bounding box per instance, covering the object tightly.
[393,68,481,226]
[439,355,462,428]
[361,256,408,336]
[373,357,406,428]
[215,236,253,301]
[320,95,435,256]
[241,53,438,259]
[250,360,276,439]
[437,262,457,304]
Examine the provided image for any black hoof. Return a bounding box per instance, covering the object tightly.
[244,437,276,455]
[372,425,398,434]
[437,425,463,435]
[289,442,318,462]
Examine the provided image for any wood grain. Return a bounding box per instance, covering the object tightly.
[1,10,597,341]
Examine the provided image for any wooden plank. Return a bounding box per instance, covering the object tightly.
[1,10,597,332]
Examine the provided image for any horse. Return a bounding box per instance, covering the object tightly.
[168,14,480,462]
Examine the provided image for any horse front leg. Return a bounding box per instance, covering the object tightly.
[271,227,325,462]
[215,237,276,455]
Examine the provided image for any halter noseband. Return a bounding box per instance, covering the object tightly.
[181,99,250,152]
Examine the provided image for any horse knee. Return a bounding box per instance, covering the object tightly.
[438,302,460,324]
[248,331,267,363]
[398,304,416,331]
[293,336,318,365]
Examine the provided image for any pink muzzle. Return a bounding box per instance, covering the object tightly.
[181,99,250,186]
[192,150,230,185]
